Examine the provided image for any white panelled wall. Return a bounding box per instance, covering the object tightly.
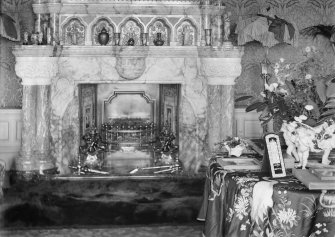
[0,109,261,170]
[0,110,22,170]
[234,108,263,139]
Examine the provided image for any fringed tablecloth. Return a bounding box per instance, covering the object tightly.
[198,158,335,237]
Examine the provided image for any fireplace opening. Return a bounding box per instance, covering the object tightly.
[78,83,180,173]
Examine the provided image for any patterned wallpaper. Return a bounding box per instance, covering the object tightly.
[226,0,335,104]
[0,0,33,109]
[1,0,335,108]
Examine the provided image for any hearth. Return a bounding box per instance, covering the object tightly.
[1,174,205,228]
[77,83,180,173]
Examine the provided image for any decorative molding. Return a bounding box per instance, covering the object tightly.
[62,17,86,45]
[91,17,115,46]
[201,58,242,85]
[14,57,58,85]
[115,57,146,80]
[148,18,172,46]
[119,18,144,46]
[12,45,242,58]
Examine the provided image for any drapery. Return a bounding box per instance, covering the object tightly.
[0,12,20,41]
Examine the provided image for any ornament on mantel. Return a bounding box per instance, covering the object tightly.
[153,33,164,46]
[97,27,110,45]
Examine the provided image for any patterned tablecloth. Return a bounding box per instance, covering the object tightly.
[197,159,335,237]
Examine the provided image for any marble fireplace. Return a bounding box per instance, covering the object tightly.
[12,0,243,175]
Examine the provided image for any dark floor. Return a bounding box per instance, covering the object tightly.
[0,224,204,237]
[0,171,206,229]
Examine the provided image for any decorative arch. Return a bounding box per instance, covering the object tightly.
[91,17,115,45]
[147,18,171,46]
[175,18,198,46]
[119,17,144,46]
[62,17,86,45]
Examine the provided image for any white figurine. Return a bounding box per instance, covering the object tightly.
[223,11,231,41]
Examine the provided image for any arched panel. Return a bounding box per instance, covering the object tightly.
[91,17,115,46]
[62,17,86,46]
[148,18,171,46]
[175,19,197,46]
[119,18,144,46]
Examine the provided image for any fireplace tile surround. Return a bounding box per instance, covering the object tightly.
[12,0,243,175]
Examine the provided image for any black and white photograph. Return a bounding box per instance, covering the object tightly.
[1,0,335,236]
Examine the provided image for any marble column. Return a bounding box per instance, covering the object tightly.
[201,56,242,152]
[17,86,38,171]
[47,1,61,45]
[207,85,234,150]
[200,3,212,46]
[36,85,53,170]
[14,55,57,174]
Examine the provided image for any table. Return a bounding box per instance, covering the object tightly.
[197,159,335,237]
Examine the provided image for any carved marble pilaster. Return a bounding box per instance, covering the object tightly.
[36,85,53,170]
[207,85,234,150]
[15,57,58,85]
[14,56,57,173]
[200,57,242,151]
[16,85,38,171]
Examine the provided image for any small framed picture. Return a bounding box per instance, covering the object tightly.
[264,133,286,178]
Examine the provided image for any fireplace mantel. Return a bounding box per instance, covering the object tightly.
[13,44,243,175]
[13,0,244,176]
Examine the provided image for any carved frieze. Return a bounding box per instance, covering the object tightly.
[15,57,58,85]
[92,18,114,46]
[200,58,242,85]
[120,19,143,46]
[115,57,146,80]
[176,20,197,46]
[62,18,86,45]
[148,19,170,46]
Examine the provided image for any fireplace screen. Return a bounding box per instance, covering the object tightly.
[101,91,156,168]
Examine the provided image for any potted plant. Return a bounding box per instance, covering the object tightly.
[237,46,335,128]
[237,46,335,168]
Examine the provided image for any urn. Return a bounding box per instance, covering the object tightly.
[98,27,110,45]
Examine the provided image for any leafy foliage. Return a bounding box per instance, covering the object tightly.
[236,46,335,126]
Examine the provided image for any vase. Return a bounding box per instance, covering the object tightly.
[127,38,135,46]
[98,27,109,45]
[205,29,212,46]
[114,33,120,46]
[153,33,164,46]
[141,33,148,46]
[225,145,244,157]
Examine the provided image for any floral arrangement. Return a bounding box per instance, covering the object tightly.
[237,46,335,127]
[216,136,249,157]
[79,127,105,167]
[220,136,248,149]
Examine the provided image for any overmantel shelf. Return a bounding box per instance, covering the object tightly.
[12,45,243,58]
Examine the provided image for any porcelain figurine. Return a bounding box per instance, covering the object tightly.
[23,32,29,45]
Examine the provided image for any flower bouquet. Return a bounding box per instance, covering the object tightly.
[217,136,249,157]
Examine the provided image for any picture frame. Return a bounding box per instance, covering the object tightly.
[216,158,261,170]
[264,133,286,178]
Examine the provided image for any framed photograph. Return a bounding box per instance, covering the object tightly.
[164,104,175,132]
[217,158,261,170]
[264,133,286,178]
